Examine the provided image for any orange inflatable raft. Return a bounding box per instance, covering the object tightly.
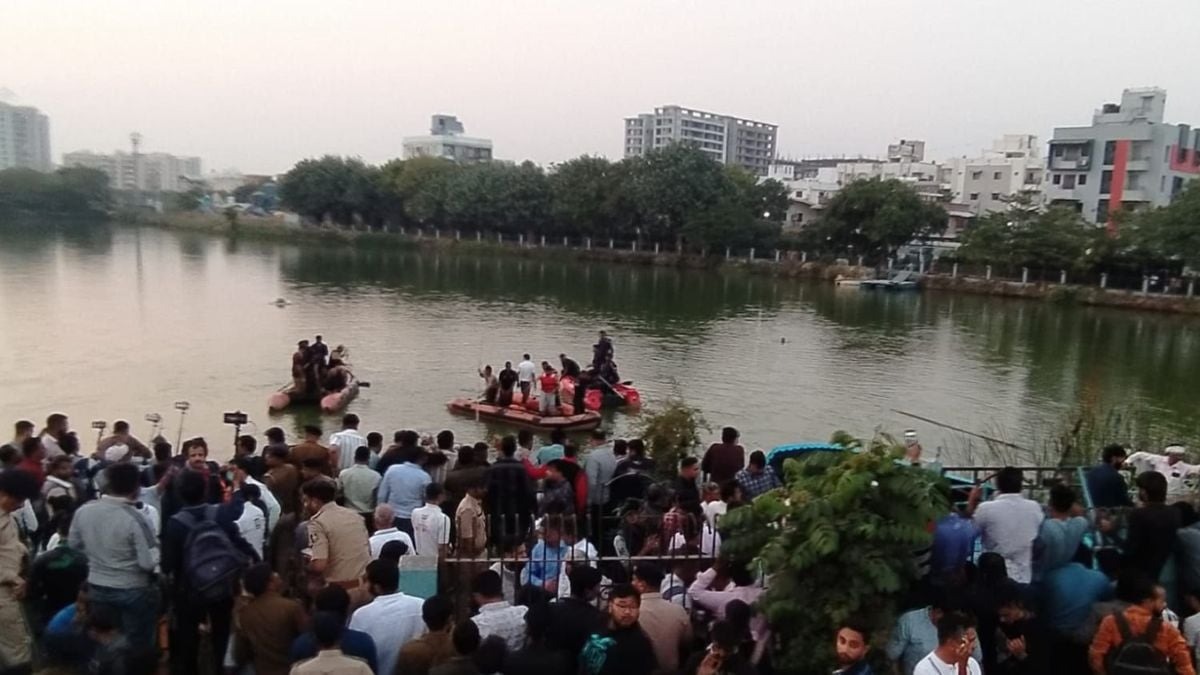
[446,396,602,432]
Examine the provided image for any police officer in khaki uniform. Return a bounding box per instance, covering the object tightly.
[0,470,38,674]
[301,478,370,590]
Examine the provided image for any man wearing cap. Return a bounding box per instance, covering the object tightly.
[1127,445,1200,503]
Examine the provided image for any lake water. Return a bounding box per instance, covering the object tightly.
[3,222,1200,464]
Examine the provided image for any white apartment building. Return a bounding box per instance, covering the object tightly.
[941,135,1043,215]
[624,105,777,175]
[0,102,52,172]
[403,115,493,163]
[62,150,202,192]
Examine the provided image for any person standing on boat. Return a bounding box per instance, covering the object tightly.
[497,362,518,407]
[592,330,614,369]
[538,362,560,415]
[311,335,330,367]
[517,354,537,402]
[479,365,499,404]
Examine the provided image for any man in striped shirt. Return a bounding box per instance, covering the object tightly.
[329,414,368,473]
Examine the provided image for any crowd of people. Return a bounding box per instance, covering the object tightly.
[3,407,1200,675]
[477,331,622,415]
[0,411,781,675]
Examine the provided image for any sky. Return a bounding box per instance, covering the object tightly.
[5,0,1200,175]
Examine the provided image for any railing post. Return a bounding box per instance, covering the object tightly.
[986,265,992,280]
[1190,280,1195,298]
[750,248,756,261]
[952,262,958,278]
[888,258,894,272]
[774,249,780,262]
[725,247,731,260]
[918,254,925,275]
[497,232,502,244]
[1100,273,1108,288]
[655,242,661,255]
[455,230,460,241]
[400,226,406,236]
[1021,267,1029,284]
[540,235,546,247]
[562,236,568,247]
[632,240,638,252]
[586,237,592,250]
[1060,270,1067,285]
[1142,275,1150,294]
[608,238,614,250]
[519,234,525,246]
[434,228,440,239]
[801,251,807,263]
[475,231,481,242]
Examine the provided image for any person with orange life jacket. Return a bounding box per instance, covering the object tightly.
[538,362,559,415]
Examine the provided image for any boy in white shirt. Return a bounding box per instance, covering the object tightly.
[913,611,981,675]
[411,483,451,558]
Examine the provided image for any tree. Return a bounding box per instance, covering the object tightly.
[1131,180,1200,270]
[0,167,112,215]
[625,144,728,245]
[232,177,269,204]
[958,199,1093,271]
[809,178,947,259]
[630,396,710,481]
[167,186,206,212]
[548,156,634,239]
[279,156,381,226]
[384,156,458,227]
[720,432,950,674]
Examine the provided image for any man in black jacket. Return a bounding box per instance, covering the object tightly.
[163,469,256,675]
[485,435,536,549]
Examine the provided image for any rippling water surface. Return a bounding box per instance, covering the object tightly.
[3,223,1200,464]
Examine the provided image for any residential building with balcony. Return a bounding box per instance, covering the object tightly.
[624,105,777,175]
[0,102,51,172]
[943,134,1044,214]
[1044,87,1200,225]
[403,115,493,163]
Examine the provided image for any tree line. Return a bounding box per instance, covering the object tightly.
[278,145,793,252]
[954,182,1200,279]
[0,167,112,216]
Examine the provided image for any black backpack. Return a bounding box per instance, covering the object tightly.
[174,506,247,603]
[1105,610,1172,675]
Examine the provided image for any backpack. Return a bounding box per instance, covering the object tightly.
[176,505,247,602]
[1105,610,1172,675]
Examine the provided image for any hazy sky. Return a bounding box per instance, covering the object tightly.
[5,0,1200,175]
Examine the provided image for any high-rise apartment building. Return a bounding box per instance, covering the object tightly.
[402,115,493,163]
[1045,87,1200,225]
[0,102,52,172]
[62,150,202,192]
[623,105,777,175]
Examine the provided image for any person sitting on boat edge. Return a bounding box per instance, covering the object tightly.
[560,353,581,379]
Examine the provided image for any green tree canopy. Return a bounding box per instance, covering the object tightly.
[804,178,947,259]
[1130,181,1200,270]
[279,156,380,226]
[0,166,112,215]
[720,433,950,674]
[958,200,1093,270]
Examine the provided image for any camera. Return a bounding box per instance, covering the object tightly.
[223,411,248,426]
[174,401,191,412]
[91,420,107,430]
[144,413,162,424]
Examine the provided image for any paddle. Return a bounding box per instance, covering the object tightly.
[593,374,628,403]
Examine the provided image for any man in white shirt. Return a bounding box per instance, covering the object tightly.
[469,569,528,652]
[913,611,981,675]
[232,456,280,535]
[329,414,368,473]
[368,504,414,558]
[966,467,1044,584]
[1128,445,1200,503]
[40,413,69,461]
[348,560,425,675]
[516,354,537,401]
[411,484,451,557]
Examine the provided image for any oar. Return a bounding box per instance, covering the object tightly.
[891,409,1033,453]
[594,374,628,403]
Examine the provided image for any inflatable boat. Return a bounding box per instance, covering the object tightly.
[446,397,602,432]
[269,375,360,414]
[559,376,642,411]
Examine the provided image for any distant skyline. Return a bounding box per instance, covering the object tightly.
[5,0,1200,174]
